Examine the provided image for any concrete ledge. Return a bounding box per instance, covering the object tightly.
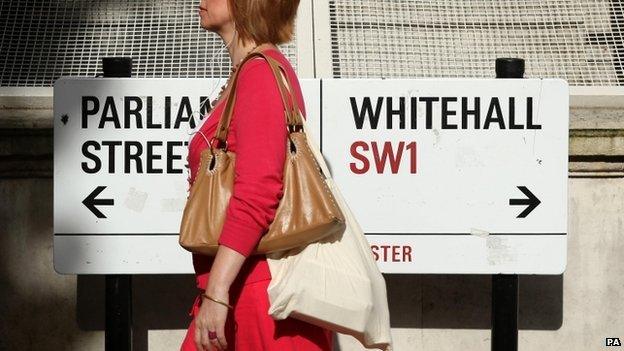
[570,129,624,156]
[569,86,624,109]
[0,94,53,129]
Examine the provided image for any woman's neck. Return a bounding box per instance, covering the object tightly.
[225,38,276,68]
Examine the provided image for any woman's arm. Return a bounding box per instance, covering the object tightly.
[196,56,289,350]
[213,57,289,260]
[205,245,246,294]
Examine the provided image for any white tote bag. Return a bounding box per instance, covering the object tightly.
[266,117,393,351]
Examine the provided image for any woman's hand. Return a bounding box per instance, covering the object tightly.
[194,245,247,350]
[194,287,230,351]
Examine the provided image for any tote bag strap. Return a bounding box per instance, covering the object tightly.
[300,114,333,180]
[213,44,303,145]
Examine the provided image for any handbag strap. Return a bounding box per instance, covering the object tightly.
[212,43,303,146]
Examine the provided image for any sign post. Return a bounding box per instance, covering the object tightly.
[101,57,133,351]
[490,57,524,351]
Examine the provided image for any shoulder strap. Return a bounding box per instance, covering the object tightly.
[213,44,303,145]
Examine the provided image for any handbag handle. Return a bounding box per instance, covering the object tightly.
[215,45,301,143]
[213,44,303,146]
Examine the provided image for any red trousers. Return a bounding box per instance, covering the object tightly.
[180,278,333,351]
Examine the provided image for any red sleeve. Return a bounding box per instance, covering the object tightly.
[217,58,290,257]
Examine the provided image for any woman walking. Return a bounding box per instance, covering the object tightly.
[181,0,333,350]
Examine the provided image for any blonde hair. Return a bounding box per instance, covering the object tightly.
[228,0,300,46]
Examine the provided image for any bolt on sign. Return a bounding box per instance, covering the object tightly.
[53,77,568,275]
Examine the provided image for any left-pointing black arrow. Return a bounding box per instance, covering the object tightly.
[83,186,114,218]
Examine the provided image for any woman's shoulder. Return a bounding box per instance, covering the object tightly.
[235,51,293,100]
[237,56,274,81]
[236,47,306,118]
[238,48,294,80]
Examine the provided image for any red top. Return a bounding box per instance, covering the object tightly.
[186,47,307,289]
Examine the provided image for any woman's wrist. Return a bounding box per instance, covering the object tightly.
[206,283,230,298]
[202,292,234,310]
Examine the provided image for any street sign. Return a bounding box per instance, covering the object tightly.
[53,77,568,275]
[53,77,322,274]
[321,78,568,274]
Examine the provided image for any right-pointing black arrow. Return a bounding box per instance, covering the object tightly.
[509,186,541,218]
[83,186,114,218]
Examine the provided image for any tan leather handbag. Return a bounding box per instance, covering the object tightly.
[179,45,346,256]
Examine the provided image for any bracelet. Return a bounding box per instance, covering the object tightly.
[202,292,233,310]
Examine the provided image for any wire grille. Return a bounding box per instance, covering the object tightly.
[329,0,624,85]
[0,0,297,87]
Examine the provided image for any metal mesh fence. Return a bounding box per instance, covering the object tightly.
[0,0,297,87]
[2,1,623,87]
[329,0,624,85]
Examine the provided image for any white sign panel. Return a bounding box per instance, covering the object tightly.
[54,77,568,275]
[321,78,568,274]
[53,77,321,274]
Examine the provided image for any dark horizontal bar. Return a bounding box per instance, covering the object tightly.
[569,155,624,163]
